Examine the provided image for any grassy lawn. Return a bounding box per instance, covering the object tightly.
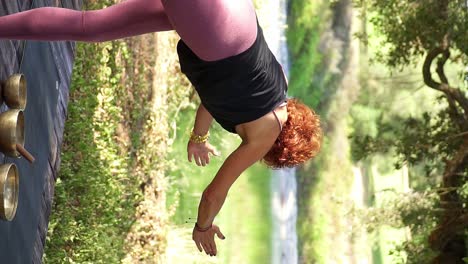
[45,37,141,263]
[45,4,181,261]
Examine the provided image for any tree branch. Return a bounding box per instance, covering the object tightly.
[442,138,468,189]
[427,137,468,251]
[423,47,445,91]
[445,86,468,122]
[429,212,468,251]
[423,47,468,122]
[448,131,468,140]
[436,49,450,85]
[445,94,466,130]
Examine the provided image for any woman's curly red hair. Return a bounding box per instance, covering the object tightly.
[262,99,322,169]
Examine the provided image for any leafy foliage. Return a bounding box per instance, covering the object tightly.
[351,108,463,177]
[288,0,354,111]
[44,37,139,263]
[287,0,328,108]
[352,0,468,262]
[44,1,185,262]
[351,191,439,263]
[355,0,468,67]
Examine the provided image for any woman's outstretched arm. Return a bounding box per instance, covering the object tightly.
[0,0,173,42]
[192,120,280,256]
[191,108,283,256]
[192,141,273,256]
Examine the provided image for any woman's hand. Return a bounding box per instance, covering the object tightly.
[187,141,220,166]
[192,224,225,256]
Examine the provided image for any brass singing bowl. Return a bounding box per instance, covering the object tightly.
[2,74,27,110]
[0,110,25,157]
[0,163,19,221]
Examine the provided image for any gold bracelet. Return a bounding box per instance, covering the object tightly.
[190,130,209,143]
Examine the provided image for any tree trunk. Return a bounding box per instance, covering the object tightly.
[429,138,468,261]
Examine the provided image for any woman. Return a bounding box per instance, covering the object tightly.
[0,0,322,257]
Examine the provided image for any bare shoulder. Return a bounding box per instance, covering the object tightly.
[235,107,287,145]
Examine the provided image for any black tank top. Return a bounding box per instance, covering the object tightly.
[177,21,288,133]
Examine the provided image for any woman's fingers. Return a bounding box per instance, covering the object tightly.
[196,154,205,166]
[193,232,222,256]
[190,152,214,167]
[188,151,193,163]
[203,241,214,256]
[208,146,220,156]
[201,242,210,255]
[197,154,209,167]
[214,227,226,240]
[194,240,203,252]
[189,151,203,166]
[189,143,220,167]
[205,240,216,256]
[195,155,202,166]
[210,240,217,256]
[204,153,210,165]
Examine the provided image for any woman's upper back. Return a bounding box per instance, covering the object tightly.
[177,21,288,134]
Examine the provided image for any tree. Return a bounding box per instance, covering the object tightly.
[353,0,468,262]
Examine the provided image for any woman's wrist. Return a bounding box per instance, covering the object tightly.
[194,222,212,232]
[190,129,210,143]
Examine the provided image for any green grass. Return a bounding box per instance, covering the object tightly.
[44,4,172,260]
[287,0,333,109]
[165,107,273,264]
[44,39,140,263]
